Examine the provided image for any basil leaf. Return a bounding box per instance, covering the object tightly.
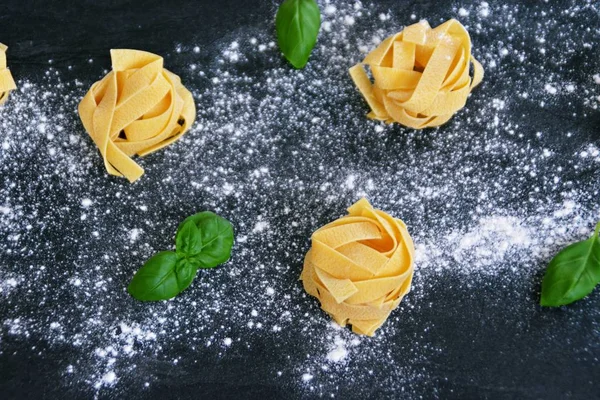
[175,219,203,257]
[128,251,197,301]
[540,222,600,307]
[276,0,321,69]
[128,211,234,302]
[174,257,197,292]
[178,211,234,269]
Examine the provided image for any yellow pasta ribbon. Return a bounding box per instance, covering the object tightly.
[0,43,17,106]
[349,19,484,129]
[79,49,196,182]
[300,198,415,336]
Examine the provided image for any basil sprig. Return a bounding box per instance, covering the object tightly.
[540,222,600,307]
[128,212,234,301]
[275,0,321,69]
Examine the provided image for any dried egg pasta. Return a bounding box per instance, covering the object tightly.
[301,198,415,336]
[350,19,483,129]
[79,49,196,182]
[0,43,17,105]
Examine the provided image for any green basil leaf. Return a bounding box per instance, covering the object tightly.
[128,211,234,302]
[276,0,321,69]
[128,251,196,301]
[540,222,600,307]
[175,219,203,257]
[174,257,198,292]
[178,211,234,269]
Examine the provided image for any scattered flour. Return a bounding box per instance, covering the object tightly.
[128,228,142,243]
[544,83,558,94]
[253,220,269,233]
[326,336,349,363]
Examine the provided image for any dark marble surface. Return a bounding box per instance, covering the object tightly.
[1,0,599,399]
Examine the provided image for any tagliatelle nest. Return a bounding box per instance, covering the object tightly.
[0,43,17,106]
[350,19,484,129]
[79,49,196,183]
[301,198,415,336]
